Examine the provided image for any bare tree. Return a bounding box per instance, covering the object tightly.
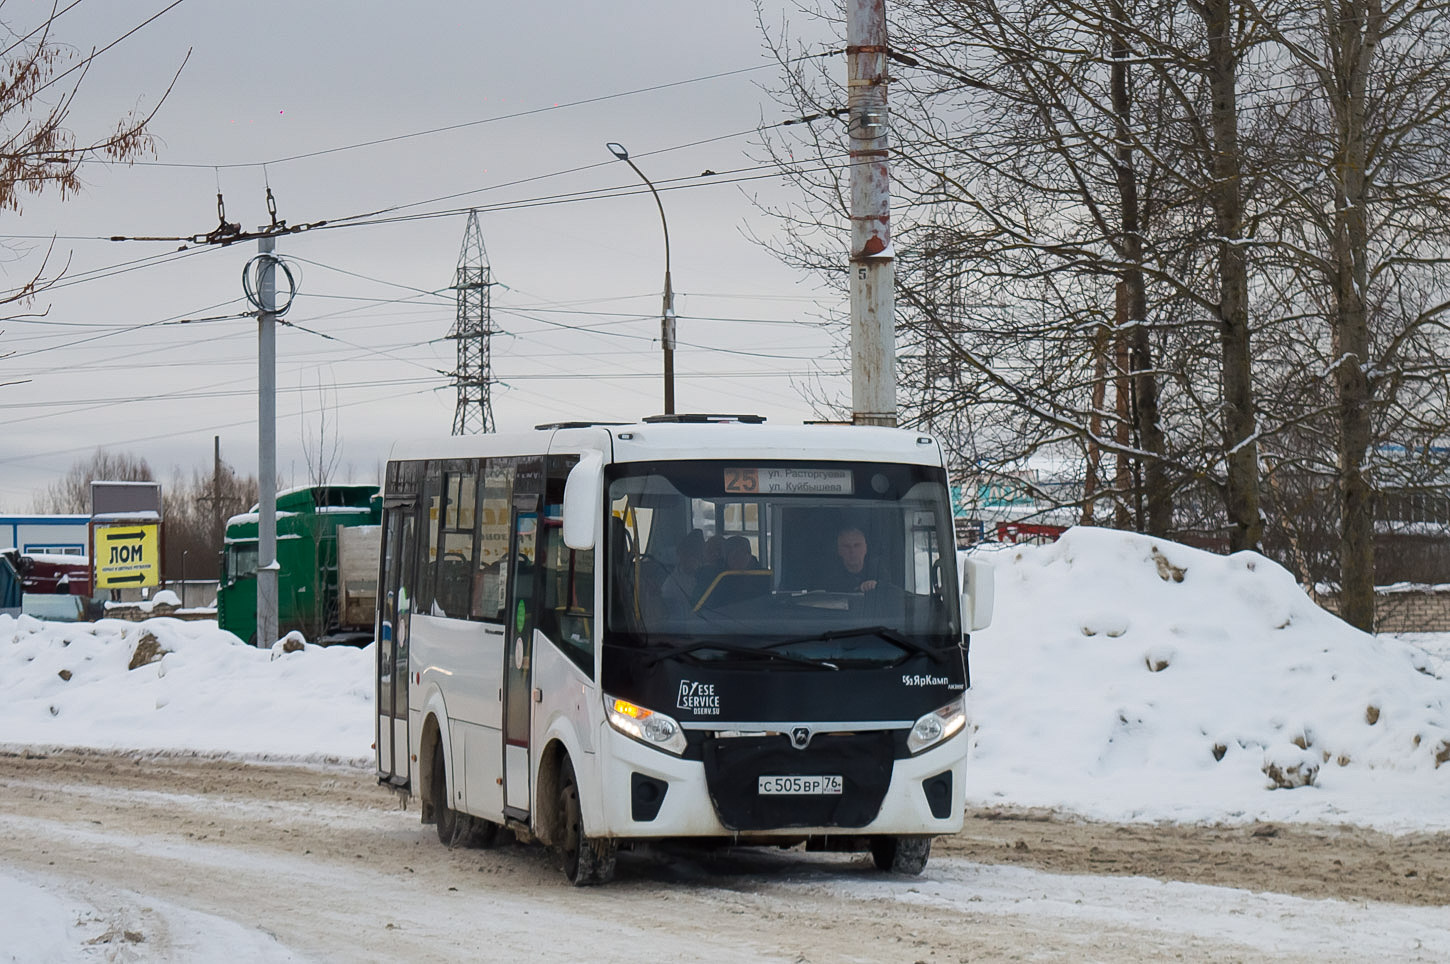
[162,461,257,585]
[1246,0,1450,628]
[32,449,154,516]
[0,3,183,310]
[759,0,1244,536]
[301,374,344,487]
[760,0,1450,630]
[31,448,153,513]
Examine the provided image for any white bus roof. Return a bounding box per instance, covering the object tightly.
[387,418,945,467]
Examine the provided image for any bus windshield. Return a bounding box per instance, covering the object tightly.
[604,459,960,663]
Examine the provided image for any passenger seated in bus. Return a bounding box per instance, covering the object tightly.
[694,535,771,609]
[693,534,724,597]
[702,533,725,572]
[657,528,706,619]
[695,533,757,593]
[820,525,884,593]
[723,535,758,572]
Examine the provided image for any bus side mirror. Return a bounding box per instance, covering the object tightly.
[562,450,604,550]
[961,557,994,631]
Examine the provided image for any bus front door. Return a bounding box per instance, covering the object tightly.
[376,511,414,788]
[502,499,538,814]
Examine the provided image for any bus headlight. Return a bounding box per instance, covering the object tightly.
[606,695,688,756]
[907,697,966,755]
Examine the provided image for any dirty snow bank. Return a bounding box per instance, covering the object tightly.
[0,615,370,764]
[967,527,1450,830]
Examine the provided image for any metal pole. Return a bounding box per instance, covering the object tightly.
[607,143,675,414]
[257,236,279,647]
[212,435,222,549]
[847,0,897,427]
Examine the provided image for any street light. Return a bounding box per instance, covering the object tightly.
[606,141,675,414]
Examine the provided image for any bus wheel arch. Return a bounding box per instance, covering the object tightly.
[534,739,568,847]
[538,742,616,885]
[430,738,460,845]
[418,714,443,827]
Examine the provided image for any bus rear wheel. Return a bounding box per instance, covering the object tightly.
[558,760,616,885]
[457,813,500,848]
[871,835,931,875]
[432,743,459,846]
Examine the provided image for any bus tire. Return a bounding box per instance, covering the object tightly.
[458,813,500,849]
[432,743,459,846]
[871,835,931,875]
[558,759,615,885]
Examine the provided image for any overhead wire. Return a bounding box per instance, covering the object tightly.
[0,375,440,422]
[1,302,250,361]
[275,317,451,378]
[83,49,841,174]
[1,49,862,489]
[0,53,856,447]
[2,382,451,469]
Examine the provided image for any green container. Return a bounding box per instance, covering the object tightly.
[218,484,380,645]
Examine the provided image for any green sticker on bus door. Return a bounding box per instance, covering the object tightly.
[515,599,527,633]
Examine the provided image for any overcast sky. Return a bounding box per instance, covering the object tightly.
[0,1,850,510]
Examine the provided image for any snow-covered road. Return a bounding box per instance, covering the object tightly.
[2,750,1446,963]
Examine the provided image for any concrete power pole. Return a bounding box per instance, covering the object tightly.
[255,237,279,647]
[848,0,897,427]
[450,210,497,435]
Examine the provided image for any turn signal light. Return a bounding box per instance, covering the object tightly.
[606,694,687,755]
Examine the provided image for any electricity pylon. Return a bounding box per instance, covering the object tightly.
[450,209,496,435]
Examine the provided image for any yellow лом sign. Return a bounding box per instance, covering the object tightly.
[93,522,161,589]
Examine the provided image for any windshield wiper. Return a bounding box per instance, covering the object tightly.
[644,639,838,671]
[765,625,951,665]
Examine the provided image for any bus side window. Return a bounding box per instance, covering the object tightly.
[538,455,593,675]
[471,459,516,622]
[415,469,442,616]
[538,514,594,676]
[435,468,478,617]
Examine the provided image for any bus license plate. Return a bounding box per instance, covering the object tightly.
[758,775,843,795]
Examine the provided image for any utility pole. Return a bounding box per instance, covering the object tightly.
[255,236,278,648]
[197,435,224,553]
[211,435,222,549]
[848,0,897,427]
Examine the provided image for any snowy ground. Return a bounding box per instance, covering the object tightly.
[2,753,1446,963]
[2,526,1448,959]
[4,526,1445,830]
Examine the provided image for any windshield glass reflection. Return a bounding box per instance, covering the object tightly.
[605,459,960,663]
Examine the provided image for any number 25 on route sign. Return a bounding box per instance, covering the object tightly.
[93,522,161,589]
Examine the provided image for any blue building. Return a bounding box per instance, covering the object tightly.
[0,514,89,556]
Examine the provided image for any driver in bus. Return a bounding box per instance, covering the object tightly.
[821,525,882,593]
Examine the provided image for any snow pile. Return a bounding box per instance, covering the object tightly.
[0,614,372,763]
[3,525,1449,829]
[968,527,1450,828]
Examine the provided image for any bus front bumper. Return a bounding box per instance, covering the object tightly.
[595,722,966,839]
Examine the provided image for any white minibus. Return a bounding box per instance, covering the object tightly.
[375,415,992,884]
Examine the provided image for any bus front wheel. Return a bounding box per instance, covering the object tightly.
[558,759,616,885]
[871,835,931,875]
[432,743,459,846]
